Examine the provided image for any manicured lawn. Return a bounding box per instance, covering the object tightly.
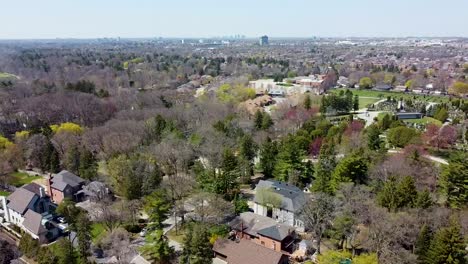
[404,117,442,126]
[0,191,10,196]
[333,88,450,103]
[359,97,381,108]
[91,223,107,242]
[9,172,42,187]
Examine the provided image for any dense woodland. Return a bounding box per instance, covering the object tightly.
[0,39,467,264]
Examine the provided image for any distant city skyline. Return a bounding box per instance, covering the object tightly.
[1,0,467,39]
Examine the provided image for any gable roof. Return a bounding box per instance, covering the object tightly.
[51,170,85,191]
[22,209,46,235]
[213,239,286,264]
[7,188,37,215]
[23,183,44,196]
[254,180,306,212]
[229,212,294,242]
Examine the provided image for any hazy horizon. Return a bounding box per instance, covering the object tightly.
[1,0,467,39]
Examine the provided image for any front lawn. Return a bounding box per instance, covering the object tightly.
[0,190,10,196]
[91,222,107,243]
[9,172,42,187]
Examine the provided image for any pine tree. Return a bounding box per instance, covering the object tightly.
[377,177,400,211]
[261,112,274,130]
[78,148,97,180]
[331,153,368,192]
[180,224,213,264]
[415,224,432,264]
[259,137,278,178]
[304,95,312,110]
[55,239,75,264]
[353,95,359,111]
[397,176,418,208]
[141,229,173,263]
[439,153,468,208]
[427,219,466,264]
[311,141,336,194]
[65,145,80,174]
[76,213,91,264]
[367,124,382,150]
[254,110,263,130]
[415,189,433,209]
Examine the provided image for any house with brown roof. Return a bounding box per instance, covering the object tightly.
[229,212,296,253]
[47,170,86,204]
[213,239,289,264]
[0,183,60,243]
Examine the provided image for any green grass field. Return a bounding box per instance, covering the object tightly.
[0,191,11,196]
[91,222,107,243]
[404,117,442,126]
[0,72,18,79]
[9,172,42,187]
[333,88,450,103]
[359,97,381,108]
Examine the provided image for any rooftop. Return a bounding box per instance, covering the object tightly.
[213,239,286,264]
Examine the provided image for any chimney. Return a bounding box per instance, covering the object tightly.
[39,187,45,198]
[46,174,53,199]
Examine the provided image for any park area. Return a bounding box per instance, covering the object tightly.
[333,88,450,103]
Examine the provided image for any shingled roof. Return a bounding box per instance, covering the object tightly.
[254,180,306,212]
[51,170,85,191]
[7,188,37,215]
[213,239,287,264]
[22,209,46,235]
[229,212,294,242]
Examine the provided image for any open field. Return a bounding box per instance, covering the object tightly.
[9,172,42,187]
[333,88,450,103]
[359,97,381,108]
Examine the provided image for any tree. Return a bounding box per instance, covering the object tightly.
[434,108,448,122]
[300,193,335,254]
[377,177,400,212]
[359,77,373,89]
[353,95,359,111]
[238,135,257,181]
[427,219,466,264]
[367,124,382,150]
[254,110,263,130]
[415,225,432,264]
[55,239,75,264]
[144,190,171,229]
[261,112,274,130]
[78,148,97,180]
[448,81,468,96]
[331,153,368,191]
[56,199,82,227]
[141,229,173,264]
[415,189,433,209]
[76,213,92,263]
[439,153,468,208]
[397,176,418,208]
[311,141,336,194]
[274,136,307,182]
[259,137,278,178]
[180,224,213,264]
[387,126,419,148]
[304,95,312,110]
[424,124,457,150]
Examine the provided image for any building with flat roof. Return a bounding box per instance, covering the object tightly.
[259,35,269,46]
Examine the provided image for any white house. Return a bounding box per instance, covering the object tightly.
[253,180,306,232]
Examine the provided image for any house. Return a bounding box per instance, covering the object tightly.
[47,170,86,204]
[396,112,423,120]
[0,183,60,243]
[213,239,289,264]
[253,180,306,232]
[229,212,296,253]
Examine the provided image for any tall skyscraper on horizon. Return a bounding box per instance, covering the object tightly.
[259,35,269,46]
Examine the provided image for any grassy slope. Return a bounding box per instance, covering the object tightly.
[9,172,42,187]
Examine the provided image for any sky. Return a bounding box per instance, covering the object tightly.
[1,0,467,39]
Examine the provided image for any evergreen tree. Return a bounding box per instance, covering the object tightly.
[367,124,382,150]
[353,95,359,111]
[238,135,257,179]
[144,190,171,229]
[76,213,92,264]
[78,148,97,180]
[311,141,336,194]
[427,219,466,264]
[439,153,468,208]
[415,189,433,209]
[331,153,368,191]
[215,149,240,199]
[55,239,75,264]
[261,112,274,130]
[304,95,312,110]
[377,176,400,211]
[415,224,432,264]
[254,110,263,130]
[141,229,173,264]
[274,136,306,182]
[259,137,278,178]
[65,145,80,174]
[397,176,418,208]
[180,224,213,264]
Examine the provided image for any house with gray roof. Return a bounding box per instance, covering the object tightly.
[0,183,60,243]
[229,212,296,253]
[253,180,306,232]
[47,170,86,204]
